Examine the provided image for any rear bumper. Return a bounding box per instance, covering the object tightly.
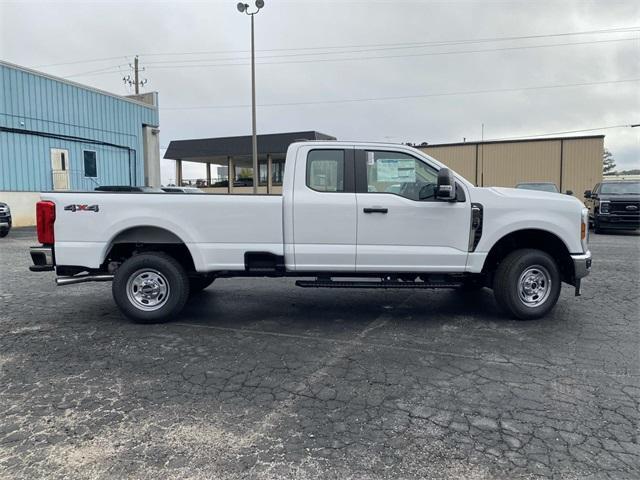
[30,246,55,272]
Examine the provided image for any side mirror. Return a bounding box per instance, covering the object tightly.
[436,168,457,201]
[584,190,592,199]
[565,190,573,196]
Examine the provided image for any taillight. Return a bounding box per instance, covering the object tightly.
[36,201,56,244]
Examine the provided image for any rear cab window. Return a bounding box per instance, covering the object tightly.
[306,150,346,192]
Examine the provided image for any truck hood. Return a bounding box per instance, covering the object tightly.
[595,194,640,202]
[486,186,584,206]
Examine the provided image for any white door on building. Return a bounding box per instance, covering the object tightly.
[51,148,70,190]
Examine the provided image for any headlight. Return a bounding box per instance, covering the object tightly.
[599,201,610,214]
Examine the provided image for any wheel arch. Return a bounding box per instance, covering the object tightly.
[481,228,574,283]
[102,225,197,273]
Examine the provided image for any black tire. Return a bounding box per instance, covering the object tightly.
[493,248,561,320]
[0,229,8,238]
[112,252,190,324]
[593,220,603,234]
[189,277,215,294]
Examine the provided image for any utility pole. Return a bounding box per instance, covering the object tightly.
[123,55,147,94]
[134,56,140,94]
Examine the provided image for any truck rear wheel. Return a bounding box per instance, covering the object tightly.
[112,252,190,323]
[493,249,561,320]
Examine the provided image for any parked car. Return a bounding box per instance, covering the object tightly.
[161,187,205,193]
[0,202,12,238]
[94,186,164,193]
[30,141,591,323]
[233,179,254,187]
[516,182,559,193]
[515,182,574,195]
[584,180,640,233]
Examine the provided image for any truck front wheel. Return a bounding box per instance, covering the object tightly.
[112,252,190,323]
[493,249,561,320]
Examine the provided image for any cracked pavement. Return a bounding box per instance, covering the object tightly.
[0,228,638,479]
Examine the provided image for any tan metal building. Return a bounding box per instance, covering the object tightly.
[419,135,604,198]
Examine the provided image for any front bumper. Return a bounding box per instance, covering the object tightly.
[596,214,640,230]
[30,246,55,272]
[570,250,592,296]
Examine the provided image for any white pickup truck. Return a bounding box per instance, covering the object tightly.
[30,141,591,323]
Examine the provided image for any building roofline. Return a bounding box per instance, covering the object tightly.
[167,130,336,145]
[0,60,158,110]
[164,130,336,160]
[419,134,605,148]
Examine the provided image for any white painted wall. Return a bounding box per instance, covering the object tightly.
[0,191,40,226]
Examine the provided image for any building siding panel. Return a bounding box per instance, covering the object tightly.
[482,140,562,187]
[0,62,159,192]
[419,136,603,198]
[562,137,603,198]
[422,144,477,184]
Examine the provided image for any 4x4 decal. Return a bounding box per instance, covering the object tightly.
[64,204,100,212]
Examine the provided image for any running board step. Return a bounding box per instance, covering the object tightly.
[295,280,462,289]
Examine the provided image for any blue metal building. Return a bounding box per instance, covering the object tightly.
[0,61,159,194]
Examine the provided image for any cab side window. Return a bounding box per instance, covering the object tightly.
[307,150,345,192]
[365,151,438,201]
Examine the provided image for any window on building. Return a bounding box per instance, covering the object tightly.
[365,151,437,201]
[83,151,97,178]
[306,150,345,192]
[259,161,268,186]
[272,160,285,186]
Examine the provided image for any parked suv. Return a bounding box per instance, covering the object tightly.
[584,180,640,233]
[0,202,12,237]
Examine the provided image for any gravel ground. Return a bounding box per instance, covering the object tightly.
[0,228,638,479]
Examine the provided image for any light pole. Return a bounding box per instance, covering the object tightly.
[237,0,265,194]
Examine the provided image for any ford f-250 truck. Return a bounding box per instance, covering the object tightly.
[29,141,592,323]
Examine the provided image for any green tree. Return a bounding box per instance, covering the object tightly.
[603,149,617,175]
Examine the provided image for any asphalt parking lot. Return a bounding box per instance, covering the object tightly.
[0,228,638,479]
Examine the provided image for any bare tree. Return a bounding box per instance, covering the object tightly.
[603,149,617,175]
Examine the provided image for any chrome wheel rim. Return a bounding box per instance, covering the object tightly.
[126,269,170,311]
[518,265,551,308]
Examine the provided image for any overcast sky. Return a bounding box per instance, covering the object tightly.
[1,0,638,183]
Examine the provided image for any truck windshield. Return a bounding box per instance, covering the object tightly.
[600,182,640,195]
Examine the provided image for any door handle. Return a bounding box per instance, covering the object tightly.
[363,207,388,214]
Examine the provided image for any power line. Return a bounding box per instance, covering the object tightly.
[34,26,639,68]
[486,124,638,141]
[68,36,637,78]
[136,26,640,56]
[64,64,128,78]
[161,78,640,110]
[142,37,638,67]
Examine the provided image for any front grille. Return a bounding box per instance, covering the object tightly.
[610,201,640,216]
[0,207,7,214]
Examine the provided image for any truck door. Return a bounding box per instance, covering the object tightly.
[354,149,470,272]
[289,147,357,271]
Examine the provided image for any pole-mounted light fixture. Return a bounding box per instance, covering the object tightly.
[236,1,265,194]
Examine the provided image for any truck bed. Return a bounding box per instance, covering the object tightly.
[42,192,284,272]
